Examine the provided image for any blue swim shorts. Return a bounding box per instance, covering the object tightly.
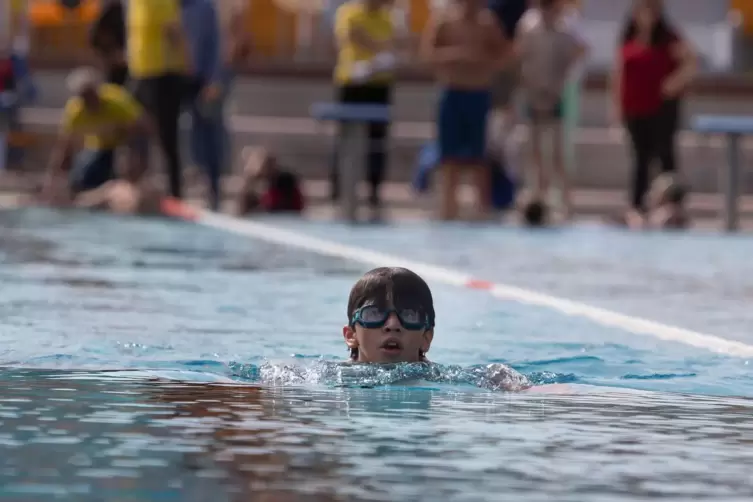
[437,88,491,164]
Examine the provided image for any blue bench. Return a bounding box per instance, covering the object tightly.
[691,115,753,231]
[310,103,391,223]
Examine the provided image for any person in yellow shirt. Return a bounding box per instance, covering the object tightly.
[127,0,190,200]
[41,68,151,201]
[330,0,397,220]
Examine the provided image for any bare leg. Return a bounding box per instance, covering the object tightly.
[438,163,460,221]
[471,163,491,220]
[529,122,548,200]
[550,121,573,218]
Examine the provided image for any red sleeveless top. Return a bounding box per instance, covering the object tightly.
[620,35,678,119]
[0,60,13,92]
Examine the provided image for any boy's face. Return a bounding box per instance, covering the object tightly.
[343,304,433,363]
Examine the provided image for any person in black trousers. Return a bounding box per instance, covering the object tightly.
[613,0,696,228]
[331,84,392,208]
[330,0,397,220]
[624,99,680,207]
[89,0,128,86]
[126,0,191,201]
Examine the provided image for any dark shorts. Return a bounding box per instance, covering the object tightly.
[437,88,491,163]
[69,149,116,194]
[526,98,564,122]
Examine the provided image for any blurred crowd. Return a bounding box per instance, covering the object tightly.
[0,0,697,230]
[332,0,696,228]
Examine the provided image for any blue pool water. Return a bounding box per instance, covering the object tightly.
[1,208,753,500]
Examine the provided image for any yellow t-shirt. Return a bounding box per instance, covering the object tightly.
[127,0,185,78]
[333,1,395,85]
[7,0,27,50]
[61,84,143,151]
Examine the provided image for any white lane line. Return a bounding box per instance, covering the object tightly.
[170,203,753,358]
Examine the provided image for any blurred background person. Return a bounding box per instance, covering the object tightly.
[612,0,695,228]
[41,67,150,202]
[420,0,509,222]
[127,0,191,200]
[89,0,127,86]
[487,0,527,151]
[2,0,30,170]
[518,0,585,219]
[220,0,251,83]
[182,0,225,211]
[330,0,398,221]
[560,0,587,181]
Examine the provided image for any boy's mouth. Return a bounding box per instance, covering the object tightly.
[379,337,403,355]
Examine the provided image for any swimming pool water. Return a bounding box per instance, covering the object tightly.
[1,208,753,500]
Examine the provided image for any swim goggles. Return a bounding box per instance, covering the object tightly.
[351,305,431,331]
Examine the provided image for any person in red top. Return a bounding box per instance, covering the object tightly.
[0,59,14,93]
[611,0,695,229]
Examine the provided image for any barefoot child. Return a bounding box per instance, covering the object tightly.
[420,0,510,221]
[517,0,585,218]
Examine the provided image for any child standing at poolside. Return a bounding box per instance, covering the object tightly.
[420,0,510,221]
[517,0,585,218]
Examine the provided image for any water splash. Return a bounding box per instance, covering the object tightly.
[229,360,534,391]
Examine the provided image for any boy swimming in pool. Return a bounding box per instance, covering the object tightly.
[343,267,531,391]
[420,0,511,221]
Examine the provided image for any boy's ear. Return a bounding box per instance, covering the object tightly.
[421,329,434,353]
[343,325,358,349]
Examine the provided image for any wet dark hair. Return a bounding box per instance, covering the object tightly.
[346,267,435,360]
[621,1,676,47]
[522,200,547,227]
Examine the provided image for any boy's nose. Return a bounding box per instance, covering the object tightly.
[382,313,402,331]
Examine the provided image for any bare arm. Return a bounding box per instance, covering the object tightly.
[41,134,75,202]
[483,12,512,71]
[419,16,464,66]
[45,134,74,180]
[555,36,588,93]
[125,112,153,138]
[73,182,115,210]
[610,46,623,123]
[663,38,697,97]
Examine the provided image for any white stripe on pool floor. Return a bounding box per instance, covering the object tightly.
[191,209,753,359]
